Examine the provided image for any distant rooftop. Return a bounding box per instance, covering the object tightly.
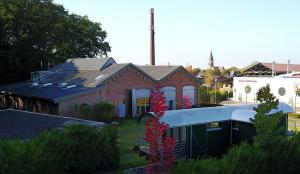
[261,62,300,73]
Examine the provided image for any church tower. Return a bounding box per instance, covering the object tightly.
[208,51,214,69]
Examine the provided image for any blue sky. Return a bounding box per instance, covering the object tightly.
[54,0,300,69]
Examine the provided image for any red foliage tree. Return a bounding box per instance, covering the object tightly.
[183,95,192,109]
[144,84,176,174]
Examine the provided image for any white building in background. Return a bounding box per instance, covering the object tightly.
[233,72,300,108]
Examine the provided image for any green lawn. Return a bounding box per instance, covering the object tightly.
[117,119,147,170]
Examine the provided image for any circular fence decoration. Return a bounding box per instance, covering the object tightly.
[245,85,251,94]
[278,87,286,96]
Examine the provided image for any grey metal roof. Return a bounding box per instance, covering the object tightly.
[160,102,293,128]
[136,65,181,81]
[53,57,115,71]
[0,109,105,140]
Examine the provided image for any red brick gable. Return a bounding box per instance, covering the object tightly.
[103,65,155,116]
[160,66,200,108]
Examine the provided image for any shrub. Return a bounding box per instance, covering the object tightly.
[94,102,114,121]
[0,125,119,174]
[72,103,94,119]
[199,86,228,104]
[0,140,32,174]
[71,102,114,122]
[173,137,300,174]
[199,86,209,103]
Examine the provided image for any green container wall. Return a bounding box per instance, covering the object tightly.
[173,114,288,159]
[232,121,256,145]
[185,121,231,158]
[206,121,231,156]
[186,125,207,159]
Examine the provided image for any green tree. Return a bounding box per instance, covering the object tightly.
[192,67,201,73]
[296,88,300,97]
[213,68,221,76]
[0,0,111,85]
[204,69,214,86]
[252,84,285,147]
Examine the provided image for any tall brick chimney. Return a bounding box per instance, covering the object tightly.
[150,8,155,65]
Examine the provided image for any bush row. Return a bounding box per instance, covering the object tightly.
[70,102,114,122]
[173,133,300,174]
[0,125,119,174]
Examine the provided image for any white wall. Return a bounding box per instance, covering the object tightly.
[233,77,300,107]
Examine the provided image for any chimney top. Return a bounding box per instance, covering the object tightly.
[150,8,155,65]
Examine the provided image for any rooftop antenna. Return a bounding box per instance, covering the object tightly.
[150,8,155,65]
[287,59,290,74]
[272,61,275,77]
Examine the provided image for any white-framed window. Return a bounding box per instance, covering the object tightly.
[207,122,221,131]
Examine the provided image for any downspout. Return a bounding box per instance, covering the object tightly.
[190,126,193,158]
[230,121,233,147]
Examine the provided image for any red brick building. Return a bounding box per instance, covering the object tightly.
[0,58,200,117]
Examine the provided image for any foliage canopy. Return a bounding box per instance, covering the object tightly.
[0,0,111,85]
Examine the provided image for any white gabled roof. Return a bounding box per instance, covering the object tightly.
[160,102,293,128]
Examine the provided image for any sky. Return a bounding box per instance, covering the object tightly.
[54,0,300,69]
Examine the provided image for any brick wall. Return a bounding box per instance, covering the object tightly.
[58,90,101,116]
[160,67,199,109]
[58,66,199,118]
[103,66,154,116]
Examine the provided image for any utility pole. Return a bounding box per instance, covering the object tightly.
[287,59,290,74]
[214,78,217,104]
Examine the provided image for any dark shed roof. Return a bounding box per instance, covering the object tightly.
[0,109,105,140]
[0,82,100,103]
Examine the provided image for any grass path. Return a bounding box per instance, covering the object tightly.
[117,119,147,170]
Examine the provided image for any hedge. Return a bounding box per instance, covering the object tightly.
[0,125,119,174]
[173,133,300,174]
